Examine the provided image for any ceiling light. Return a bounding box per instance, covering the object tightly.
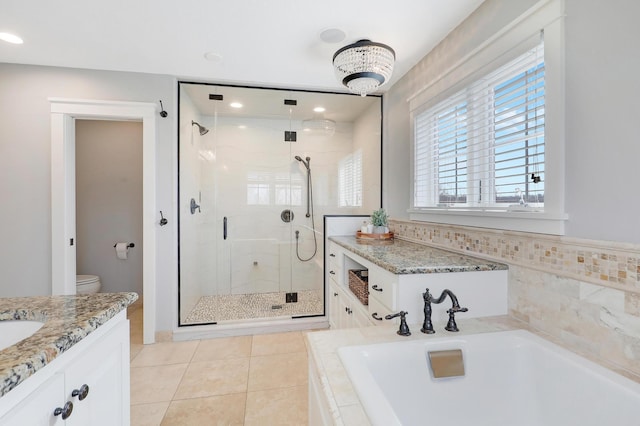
[203,52,222,62]
[230,102,243,109]
[313,107,326,113]
[333,39,395,97]
[320,28,346,44]
[302,118,336,137]
[0,32,24,44]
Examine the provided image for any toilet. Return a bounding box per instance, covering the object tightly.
[76,274,102,294]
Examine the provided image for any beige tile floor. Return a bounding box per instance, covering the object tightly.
[127,304,309,425]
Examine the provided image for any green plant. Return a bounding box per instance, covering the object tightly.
[371,208,388,227]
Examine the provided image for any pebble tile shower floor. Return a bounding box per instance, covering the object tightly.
[127,303,310,425]
[183,289,323,324]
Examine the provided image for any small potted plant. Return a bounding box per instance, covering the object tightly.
[371,208,389,234]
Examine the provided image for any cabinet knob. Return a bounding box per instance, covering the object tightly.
[72,384,90,401]
[329,270,335,275]
[333,292,338,297]
[329,253,336,257]
[54,401,74,420]
[372,285,383,292]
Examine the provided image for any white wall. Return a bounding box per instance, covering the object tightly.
[0,63,176,332]
[384,0,640,244]
[76,120,143,295]
[353,101,382,212]
[563,0,640,243]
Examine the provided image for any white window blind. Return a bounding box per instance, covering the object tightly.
[414,41,545,210]
[339,149,363,207]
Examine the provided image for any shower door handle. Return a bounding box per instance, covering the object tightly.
[223,217,227,240]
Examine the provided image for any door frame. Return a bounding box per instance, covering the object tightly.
[50,98,157,344]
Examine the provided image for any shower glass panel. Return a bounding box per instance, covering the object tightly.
[178,83,381,326]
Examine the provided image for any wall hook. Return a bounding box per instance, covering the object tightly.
[159,211,168,226]
[159,100,168,118]
[190,198,201,214]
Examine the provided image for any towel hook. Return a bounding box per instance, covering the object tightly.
[113,243,135,248]
[159,211,168,226]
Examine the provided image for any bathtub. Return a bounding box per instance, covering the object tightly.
[338,330,640,426]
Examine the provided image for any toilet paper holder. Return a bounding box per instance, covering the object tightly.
[113,243,135,248]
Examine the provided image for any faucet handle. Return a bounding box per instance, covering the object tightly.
[385,311,411,336]
[445,306,468,332]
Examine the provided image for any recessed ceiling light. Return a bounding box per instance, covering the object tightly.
[203,51,222,62]
[238,125,247,129]
[319,28,346,44]
[230,102,243,109]
[313,107,326,113]
[0,32,24,44]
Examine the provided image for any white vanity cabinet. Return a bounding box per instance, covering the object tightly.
[0,312,130,426]
[329,281,371,329]
[326,238,508,330]
[327,243,371,329]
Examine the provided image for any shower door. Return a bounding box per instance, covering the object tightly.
[178,83,381,326]
[179,85,325,325]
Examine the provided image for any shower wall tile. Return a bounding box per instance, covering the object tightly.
[391,219,640,376]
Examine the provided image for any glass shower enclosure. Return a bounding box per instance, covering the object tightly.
[178,83,381,326]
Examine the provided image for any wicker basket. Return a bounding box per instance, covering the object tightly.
[348,269,369,305]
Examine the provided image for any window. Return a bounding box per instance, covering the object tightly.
[247,172,303,206]
[414,42,545,210]
[338,149,363,207]
[246,172,270,205]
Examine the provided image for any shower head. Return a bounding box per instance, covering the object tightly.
[191,120,209,136]
[295,155,310,170]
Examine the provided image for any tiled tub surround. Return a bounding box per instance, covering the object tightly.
[307,318,640,426]
[329,236,508,274]
[390,219,640,376]
[0,292,138,396]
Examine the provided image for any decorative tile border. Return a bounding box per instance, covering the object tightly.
[390,219,640,375]
[390,219,640,294]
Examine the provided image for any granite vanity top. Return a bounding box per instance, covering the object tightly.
[0,292,138,397]
[329,236,508,274]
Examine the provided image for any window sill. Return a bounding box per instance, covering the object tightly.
[407,208,568,235]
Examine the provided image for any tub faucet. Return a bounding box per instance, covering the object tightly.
[421,288,468,334]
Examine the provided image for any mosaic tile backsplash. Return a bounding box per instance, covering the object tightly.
[390,219,640,376]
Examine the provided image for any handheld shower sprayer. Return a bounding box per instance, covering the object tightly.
[293,155,317,261]
[295,156,310,170]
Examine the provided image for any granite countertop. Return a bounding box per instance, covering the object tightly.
[306,317,640,426]
[0,292,138,397]
[329,236,508,274]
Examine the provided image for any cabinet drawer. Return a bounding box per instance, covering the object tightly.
[368,297,393,326]
[368,266,396,309]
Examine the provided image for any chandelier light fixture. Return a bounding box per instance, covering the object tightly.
[333,39,395,97]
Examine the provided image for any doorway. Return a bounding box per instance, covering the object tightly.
[75,120,143,296]
[50,98,157,344]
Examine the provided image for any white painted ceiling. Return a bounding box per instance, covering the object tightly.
[1,0,484,93]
